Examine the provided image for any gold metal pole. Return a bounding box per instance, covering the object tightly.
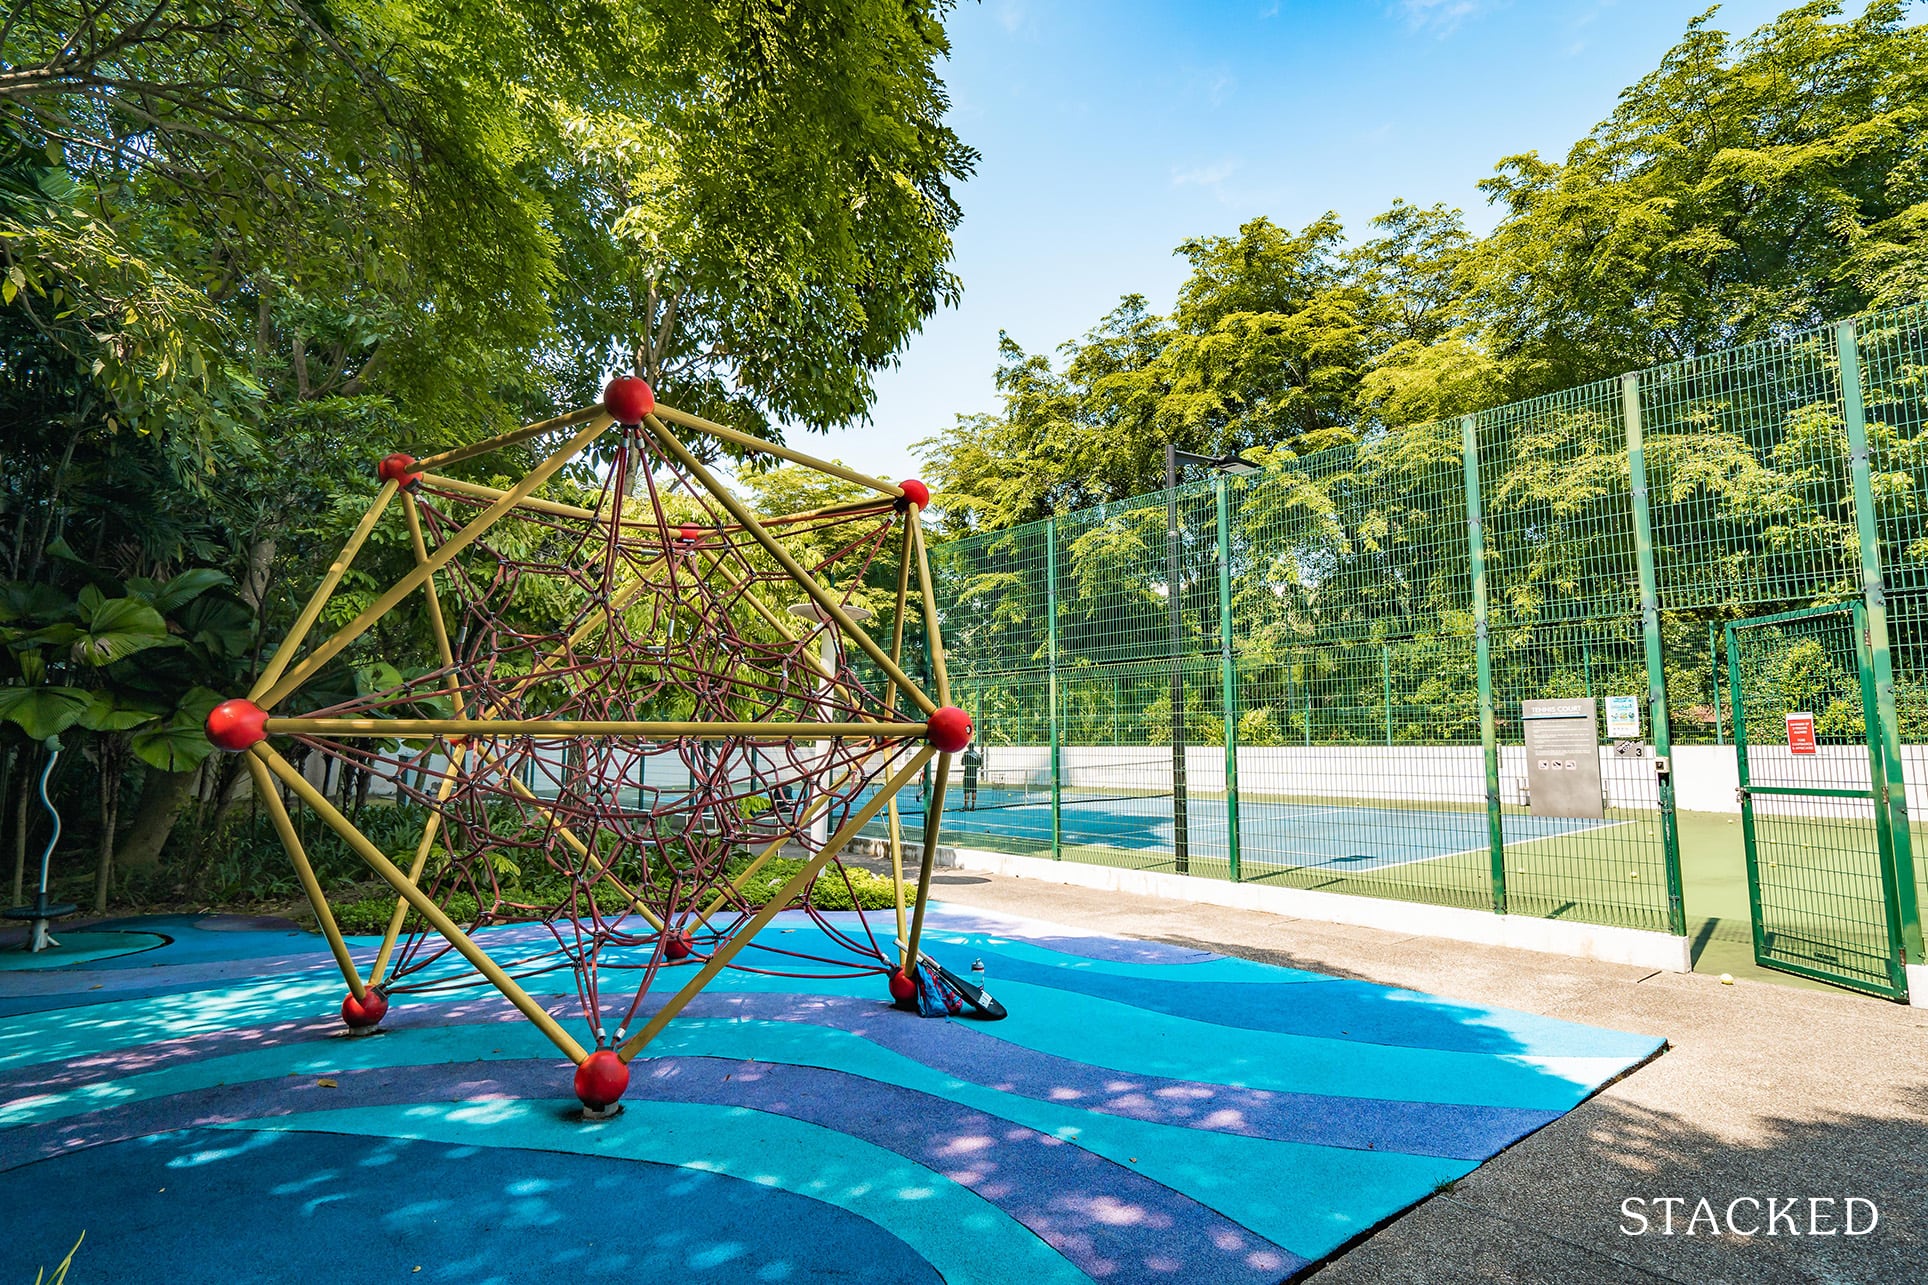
[370,493,472,985]
[264,718,925,739]
[415,405,607,470]
[401,493,463,706]
[417,473,603,522]
[887,796,908,948]
[425,468,889,532]
[755,494,902,528]
[884,518,917,939]
[256,744,590,1063]
[641,413,937,715]
[260,415,612,710]
[246,754,365,998]
[652,405,901,497]
[370,743,463,985]
[902,750,952,972]
[617,745,935,1061]
[885,518,915,715]
[250,480,400,700]
[911,518,952,708]
[691,805,827,927]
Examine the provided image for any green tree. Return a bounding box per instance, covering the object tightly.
[921,2,1928,533]
[538,0,975,440]
[1461,0,1928,397]
[920,216,1377,531]
[3,0,977,906]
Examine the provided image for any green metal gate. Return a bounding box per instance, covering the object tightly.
[1726,604,1913,999]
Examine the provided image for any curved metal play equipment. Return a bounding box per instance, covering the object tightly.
[3,737,78,953]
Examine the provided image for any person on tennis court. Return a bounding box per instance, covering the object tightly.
[960,740,983,810]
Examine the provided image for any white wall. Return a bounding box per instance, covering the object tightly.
[338,737,1902,820]
[962,741,1909,819]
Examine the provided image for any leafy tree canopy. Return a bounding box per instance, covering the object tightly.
[922,0,1928,533]
[0,0,974,899]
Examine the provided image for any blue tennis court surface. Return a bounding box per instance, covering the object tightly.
[2,908,1664,1282]
[878,794,1618,871]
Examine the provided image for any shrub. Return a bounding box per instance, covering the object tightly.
[323,855,898,931]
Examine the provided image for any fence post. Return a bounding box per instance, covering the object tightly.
[1840,319,1924,970]
[1461,414,1507,916]
[1383,643,1394,745]
[1303,665,1312,746]
[1046,517,1062,861]
[1166,476,1190,876]
[1216,477,1241,882]
[1622,373,1687,937]
[1709,620,1724,745]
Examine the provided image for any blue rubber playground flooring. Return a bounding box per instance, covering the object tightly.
[1,909,1664,1283]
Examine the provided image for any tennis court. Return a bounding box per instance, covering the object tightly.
[884,790,1617,873]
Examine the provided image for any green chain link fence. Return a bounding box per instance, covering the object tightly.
[906,303,1928,949]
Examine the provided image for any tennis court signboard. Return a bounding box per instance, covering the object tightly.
[1786,712,1817,755]
[1522,698,1605,819]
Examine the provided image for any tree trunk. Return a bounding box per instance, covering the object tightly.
[10,750,34,906]
[92,740,124,913]
[115,768,197,873]
[238,538,276,612]
[2,747,16,905]
[201,753,252,838]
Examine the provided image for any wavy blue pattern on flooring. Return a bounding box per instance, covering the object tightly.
[1,905,1664,1283]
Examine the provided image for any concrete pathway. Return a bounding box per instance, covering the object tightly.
[922,869,1928,1284]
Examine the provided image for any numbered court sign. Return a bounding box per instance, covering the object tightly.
[1786,711,1817,755]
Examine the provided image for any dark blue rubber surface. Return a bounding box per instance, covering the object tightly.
[5,1125,942,1284]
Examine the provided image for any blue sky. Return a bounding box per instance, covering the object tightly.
[799,0,1817,485]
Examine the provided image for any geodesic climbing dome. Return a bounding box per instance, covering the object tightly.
[203,378,978,1109]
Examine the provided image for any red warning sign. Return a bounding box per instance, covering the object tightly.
[1786,712,1817,755]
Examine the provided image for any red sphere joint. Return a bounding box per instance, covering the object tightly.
[888,968,917,1002]
[664,930,694,961]
[575,1049,631,1112]
[377,453,422,487]
[926,705,973,753]
[206,699,269,752]
[896,478,930,512]
[604,376,656,426]
[676,525,704,543]
[341,986,389,1030]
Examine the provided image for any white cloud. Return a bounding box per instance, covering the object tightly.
[1170,160,1239,194]
[1177,63,1238,109]
[1395,0,1498,37]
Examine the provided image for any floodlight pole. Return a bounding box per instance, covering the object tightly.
[1165,444,1190,875]
[1163,444,1258,879]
